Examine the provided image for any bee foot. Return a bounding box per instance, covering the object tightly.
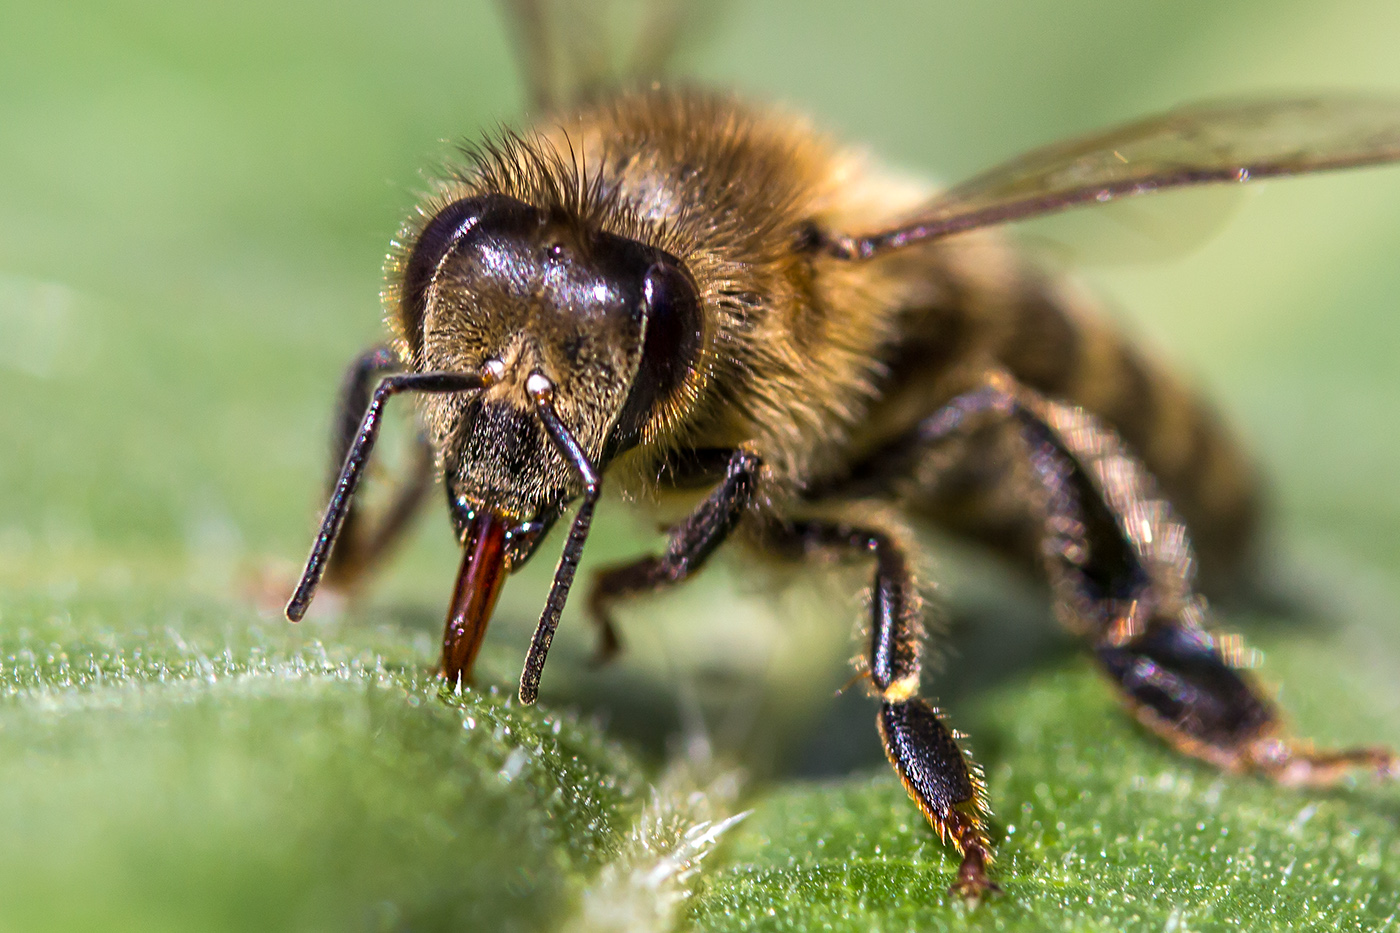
[948,847,1000,903]
[1247,737,1398,786]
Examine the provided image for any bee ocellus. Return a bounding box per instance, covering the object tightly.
[284,75,1400,899]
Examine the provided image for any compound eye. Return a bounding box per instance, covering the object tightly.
[402,197,492,325]
[605,255,703,456]
[399,193,536,361]
[638,258,702,403]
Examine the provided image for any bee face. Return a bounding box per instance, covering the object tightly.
[397,192,702,537]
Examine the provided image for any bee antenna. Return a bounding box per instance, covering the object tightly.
[285,368,491,622]
[519,372,602,705]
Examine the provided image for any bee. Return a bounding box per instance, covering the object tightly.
[285,0,1400,898]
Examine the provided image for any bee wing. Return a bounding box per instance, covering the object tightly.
[498,0,719,111]
[829,96,1400,259]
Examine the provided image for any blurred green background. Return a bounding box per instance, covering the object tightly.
[3,1,1400,931]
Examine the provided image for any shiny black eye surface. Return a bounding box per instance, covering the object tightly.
[606,256,702,455]
[639,259,702,401]
[399,193,535,359]
[402,197,488,328]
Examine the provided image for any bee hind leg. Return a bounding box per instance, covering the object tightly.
[1006,375,1398,786]
[774,518,998,901]
[586,449,760,663]
[1095,617,1398,785]
[321,345,436,591]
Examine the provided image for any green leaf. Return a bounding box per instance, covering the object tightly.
[688,641,1400,932]
[0,594,646,932]
[5,1,1400,932]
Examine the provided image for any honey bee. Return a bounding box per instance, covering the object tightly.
[286,0,1400,898]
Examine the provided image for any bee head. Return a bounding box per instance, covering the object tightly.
[394,192,702,554]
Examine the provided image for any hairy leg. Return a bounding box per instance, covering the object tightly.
[1019,384,1396,784]
[894,372,1395,784]
[770,517,996,899]
[586,449,760,661]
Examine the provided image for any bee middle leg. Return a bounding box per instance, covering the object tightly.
[320,345,436,592]
[586,449,760,662]
[769,517,998,899]
[589,448,1000,895]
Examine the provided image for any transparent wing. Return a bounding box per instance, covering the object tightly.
[1015,184,1252,267]
[827,95,1400,259]
[497,0,721,111]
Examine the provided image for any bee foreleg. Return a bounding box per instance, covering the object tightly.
[586,449,761,663]
[321,345,435,591]
[774,518,998,900]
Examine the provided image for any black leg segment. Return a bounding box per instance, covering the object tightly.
[926,373,1398,786]
[319,345,437,592]
[776,517,996,899]
[1014,384,1396,784]
[586,448,760,662]
[879,698,995,898]
[775,520,923,695]
[1096,621,1274,756]
[286,358,488,621]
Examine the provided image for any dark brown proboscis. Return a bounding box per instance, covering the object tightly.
[441,511,511,684]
